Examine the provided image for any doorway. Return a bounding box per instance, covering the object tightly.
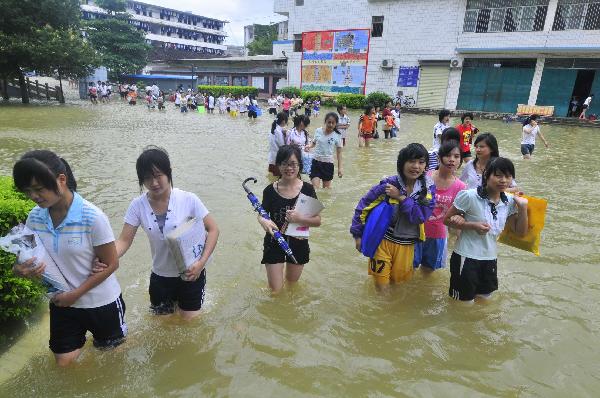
[569,70,595,116]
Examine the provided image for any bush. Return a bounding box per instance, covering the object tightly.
[335,93,366,110]
[365,91,393,108]
[198,85,258,97]
[0,177,44,322]
[300,91,322,102]
[277,87,301,97]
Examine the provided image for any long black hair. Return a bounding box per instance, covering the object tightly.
[472,133,499,171]
[271,112,289,134]
[13,150,77,192]
[136,145,173,191]
[396,143,429,201]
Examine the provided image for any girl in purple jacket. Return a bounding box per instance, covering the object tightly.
[350,143,435,286]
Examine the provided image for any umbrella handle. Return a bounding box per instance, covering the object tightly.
[242,177,257,194]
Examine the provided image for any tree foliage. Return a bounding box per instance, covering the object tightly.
[94,0,126,14]
[84,14,151,80]
[246,24,278,56]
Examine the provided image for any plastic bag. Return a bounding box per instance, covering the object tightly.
[498,195,547,256]
[0,224,71,296]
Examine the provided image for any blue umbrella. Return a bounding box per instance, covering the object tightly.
[242,177,298,264]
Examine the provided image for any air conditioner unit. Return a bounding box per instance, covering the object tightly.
[381,59,394,69]
[450,58,462,68]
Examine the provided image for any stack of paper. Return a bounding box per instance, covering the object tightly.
[281,193,324,238]
[166,217,211,280]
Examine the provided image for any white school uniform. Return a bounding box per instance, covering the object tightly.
[124,188,210,278]
[268,125,286,165]
[26,192,121,308]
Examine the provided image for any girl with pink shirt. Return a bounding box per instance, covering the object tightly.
[414,140,466,271]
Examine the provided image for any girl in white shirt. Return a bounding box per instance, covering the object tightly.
[268,112,289,176]
[97,147,219,320]
[521,114,549,159]
[13,150,125,366]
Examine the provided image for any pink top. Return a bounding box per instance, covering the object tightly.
[282,98,291,110]
[425,174,466,238]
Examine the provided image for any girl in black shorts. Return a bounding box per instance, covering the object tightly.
[257,145,322,292]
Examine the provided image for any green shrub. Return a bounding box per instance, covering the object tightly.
[335,94,366,110]
[300,91,322,102]
[365,91,392,108]
[277,87,301,97]
[0,176,44,323]
[197,85,258,97]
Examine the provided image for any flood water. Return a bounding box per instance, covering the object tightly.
[0,100,599,397]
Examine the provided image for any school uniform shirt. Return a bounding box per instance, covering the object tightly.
[337,114,350,139]
[268,125,286,164]
[313,127,343,163]
[522,124,540,145]
[459,160,518,190]
[26,192,121,308]
[452,189,518,260]
[208,96,215,108]
[124,188,210,278]
[432,121,450,151]
[584,96,592,106]
[286,127,308,148]
[268,98,278,109]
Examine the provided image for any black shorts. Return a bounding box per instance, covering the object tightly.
[449,252,498,301]
[261,234,310,265]
[461,150,472,159]
[49,295,127,354]
[583,104,589,109]
[149,270,206,314]
[520,144,535,155]
[248,110,257,118]
[269,108,277,115]
[309,159,334,181]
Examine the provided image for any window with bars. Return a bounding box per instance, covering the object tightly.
[553,1,600,30]
[293,34,303,52]
[463,0,549,33]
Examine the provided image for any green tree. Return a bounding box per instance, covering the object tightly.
[84,14,151,80]
[94,0,126,14]
[0,0,97,103]
[246,24,278,56]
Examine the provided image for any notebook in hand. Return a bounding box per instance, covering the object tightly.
[281,193,324,238]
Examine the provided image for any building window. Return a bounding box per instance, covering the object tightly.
[463,0,549,33]
[293,33,302,52]
[554,1,600,30]
[215,76,229,85]
[372,16,384,37]
[295,0,304,5]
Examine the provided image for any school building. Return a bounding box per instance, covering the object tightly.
[274,0,600,116]
[80,0,228,60]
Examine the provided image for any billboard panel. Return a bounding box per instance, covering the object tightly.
[301,29,370,95]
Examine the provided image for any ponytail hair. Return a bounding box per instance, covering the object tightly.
[271,112,289,134]
[13,150,77,193]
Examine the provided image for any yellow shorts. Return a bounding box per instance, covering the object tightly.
[368,239,415,284]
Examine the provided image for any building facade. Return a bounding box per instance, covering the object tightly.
[274,0,600,116]
[80,0,228,60]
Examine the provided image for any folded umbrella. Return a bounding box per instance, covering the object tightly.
[242,177,298,264]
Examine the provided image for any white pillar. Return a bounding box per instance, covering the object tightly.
[528,58,545,105]
[544,0,559,32]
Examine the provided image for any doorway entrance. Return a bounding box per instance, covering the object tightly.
[569,70,596,116]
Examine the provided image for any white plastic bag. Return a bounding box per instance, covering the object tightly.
[0,224,71,297]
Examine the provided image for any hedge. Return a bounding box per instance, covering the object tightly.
[197,85,258,97]
[275,88,392,109]
[0,177,44,322]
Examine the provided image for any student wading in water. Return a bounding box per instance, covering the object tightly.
[94,147,219,319]
[12,150,126,366]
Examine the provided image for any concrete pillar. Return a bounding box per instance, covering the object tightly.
[528,58,545,105]
[544,0,559,32]
[247,74,252,87]
[228,74,232,86]
[268,76,274,95]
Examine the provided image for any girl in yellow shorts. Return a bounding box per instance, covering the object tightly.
[350,143,435,286]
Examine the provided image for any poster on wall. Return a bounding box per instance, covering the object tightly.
[301,29,370,95]
[397,66,419,87]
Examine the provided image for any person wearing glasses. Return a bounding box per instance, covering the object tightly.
[257,145,321,292]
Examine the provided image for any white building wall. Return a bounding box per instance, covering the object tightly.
[280,0,464,99]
